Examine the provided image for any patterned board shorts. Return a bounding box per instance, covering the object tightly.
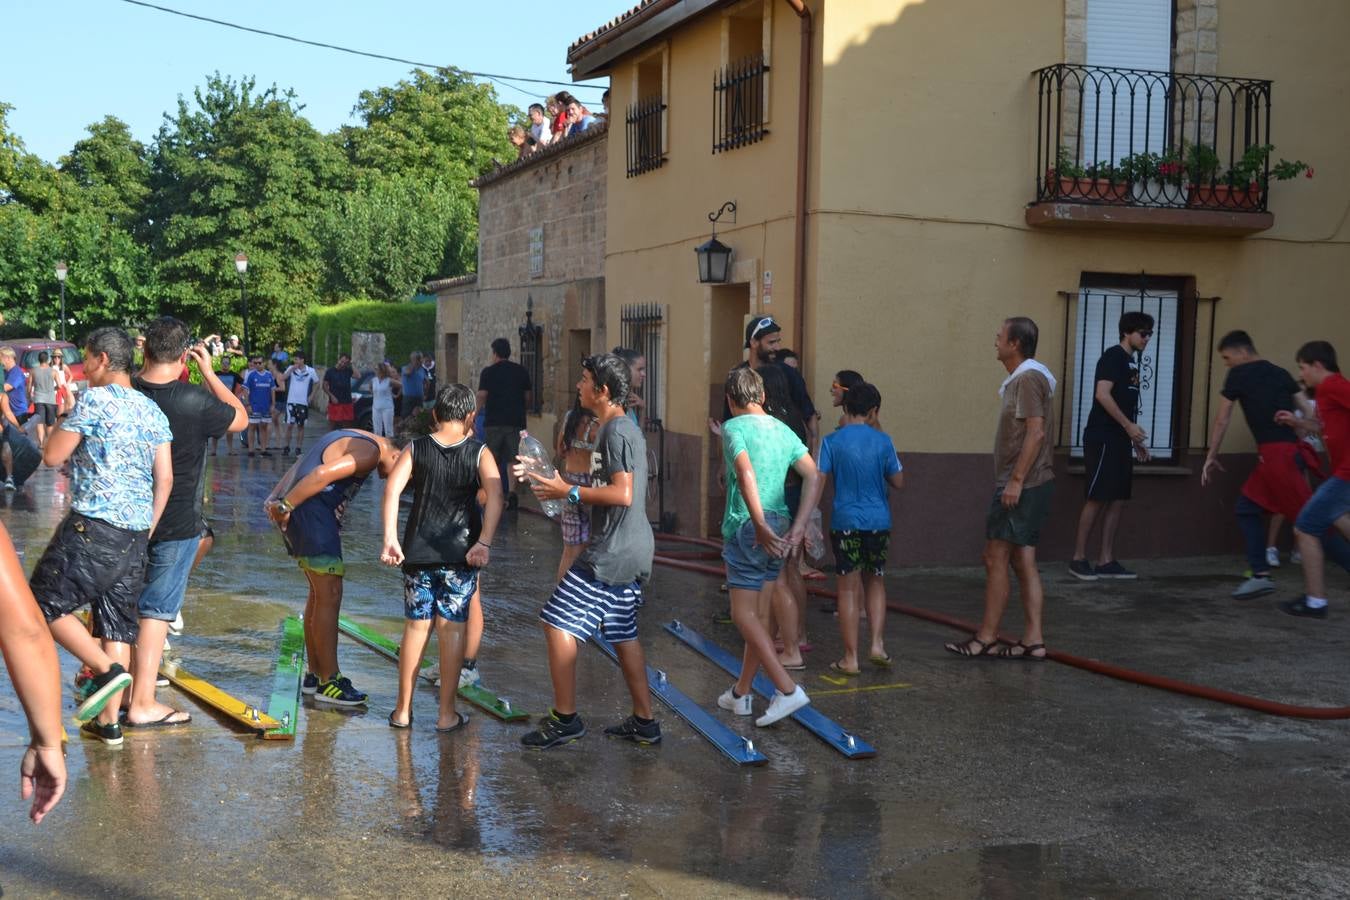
[287,403,309,426]
[403,566,479,623]
[561,471,592,546]
[540,563,642,644]
[830,529,891,577]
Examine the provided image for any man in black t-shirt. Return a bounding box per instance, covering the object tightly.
[126,317,247,727]
[476,337,532,509]
[717,316,818,442]
[1070,311,1153,581]
[1200,330,1343,597]
[323,354,355,429]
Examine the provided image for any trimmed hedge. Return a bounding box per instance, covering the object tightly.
[304,300,438,368]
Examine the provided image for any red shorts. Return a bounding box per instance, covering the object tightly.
[1242,442,1312,520]
[327,402,354,423]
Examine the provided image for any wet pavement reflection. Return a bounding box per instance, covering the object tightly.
[2,433,1350,897]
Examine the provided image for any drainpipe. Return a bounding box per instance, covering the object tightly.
[782,0,812,363]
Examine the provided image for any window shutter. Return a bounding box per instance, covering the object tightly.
[1081,0,1173,161]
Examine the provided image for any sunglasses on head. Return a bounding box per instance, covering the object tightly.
[750,317,777,341]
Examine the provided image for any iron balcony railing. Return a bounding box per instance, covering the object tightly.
[1033,63,1274,211]
[625,95,666,178]
[713,55,769,153]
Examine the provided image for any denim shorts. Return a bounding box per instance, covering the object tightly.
[721,511,789,591]
[137,535,203,621]
[1295,476,1350,537]
[403,566,478,623]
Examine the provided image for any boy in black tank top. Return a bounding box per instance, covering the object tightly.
[380,384,502,732]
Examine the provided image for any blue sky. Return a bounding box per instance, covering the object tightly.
[1,0,621,163]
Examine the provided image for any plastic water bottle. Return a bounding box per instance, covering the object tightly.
[517,430,563,519]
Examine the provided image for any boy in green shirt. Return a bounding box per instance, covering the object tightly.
[719,367,822,726]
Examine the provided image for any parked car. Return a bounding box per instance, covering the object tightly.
[0,339,87,389]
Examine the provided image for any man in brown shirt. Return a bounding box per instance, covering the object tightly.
[947,317,1057,660]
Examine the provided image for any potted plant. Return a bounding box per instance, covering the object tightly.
[1050,146,1129,203]
[1185,143,1311,210]
[1123,148,1187,206]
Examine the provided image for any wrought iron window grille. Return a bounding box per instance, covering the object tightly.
[713,55,770,154]
[625,95,666,177]
[518,298,543,415]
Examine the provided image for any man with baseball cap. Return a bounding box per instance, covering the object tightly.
[721,316,817,442]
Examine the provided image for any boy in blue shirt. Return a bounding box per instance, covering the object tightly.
[819,383,905,674]
[242,355,277,456]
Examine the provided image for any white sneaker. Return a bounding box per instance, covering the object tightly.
[755,685,809,727]
[458,666,480,689]
[1291,551,1303,565]
[1232,575,1275,599]
[1265,547,1281,569]
[717,685,753,716]
[169,611,185,635]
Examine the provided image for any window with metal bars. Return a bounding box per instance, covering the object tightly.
[518,301,543,415]
[713,55,770,154]
[1064,279,1186,462]
[625,95,666,177]
[619,303,663,424]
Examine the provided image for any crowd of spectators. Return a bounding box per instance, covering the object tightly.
[508,89,610,161]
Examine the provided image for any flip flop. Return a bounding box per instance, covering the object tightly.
[780,660,807,671]
[122,711,192,729]
[435,711,469,733]
[828,661,861,677]
[388,712,413,729]
[869,654,894,669]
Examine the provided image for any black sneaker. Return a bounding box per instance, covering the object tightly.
[301,672,318,695]
[314,674,367,706]
[1068,559,1098,581]
[75,664,133,722]
[520,710,586,749]
[80,719,124,746]
[1094,560,1137,580]
[1280,596,1328,619]
[282,446,291,457]
[604,715,662,745]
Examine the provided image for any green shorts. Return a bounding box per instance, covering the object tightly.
[298,555,345,577]
[985,481,1055,547]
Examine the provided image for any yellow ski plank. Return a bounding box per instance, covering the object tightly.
[159,658,280,732]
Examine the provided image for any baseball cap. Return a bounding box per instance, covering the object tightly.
[744,316,781,348]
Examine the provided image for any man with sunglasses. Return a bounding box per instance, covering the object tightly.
[1070,310,1154,580]
[722,317,818,442]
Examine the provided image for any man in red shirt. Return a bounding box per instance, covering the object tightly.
[1276,341,1350,618]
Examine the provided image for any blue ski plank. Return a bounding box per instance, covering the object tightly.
[662,620,877,759]
[590,634,768,767]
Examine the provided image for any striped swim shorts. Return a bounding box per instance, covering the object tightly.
[540,563,643,644]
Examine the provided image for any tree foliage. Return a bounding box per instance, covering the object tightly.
[0,67,518,347]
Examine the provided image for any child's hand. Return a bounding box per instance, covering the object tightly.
[380,539,404,566]
[753,519,788,558]
[466,542,490,567]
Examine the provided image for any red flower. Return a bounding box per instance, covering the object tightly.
[1306,168,1315,178]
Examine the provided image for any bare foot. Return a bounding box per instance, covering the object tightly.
[777,654,805,670]
[125,703,191,726]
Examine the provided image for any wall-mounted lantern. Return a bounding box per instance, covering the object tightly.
[695,201,737,284]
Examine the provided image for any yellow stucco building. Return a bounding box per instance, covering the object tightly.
[564,0,1349,562]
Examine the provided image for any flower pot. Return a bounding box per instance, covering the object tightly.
[1186,183,1262,210]
[1052,175,1130,203]
[1132,179,1188,207]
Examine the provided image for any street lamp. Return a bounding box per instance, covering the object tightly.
[234,253,249,353]
[694,201,737,284]
[54,261,68,342]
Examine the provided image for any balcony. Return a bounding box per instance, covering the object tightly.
[1026,64,1287,235]
[713,55,769,154]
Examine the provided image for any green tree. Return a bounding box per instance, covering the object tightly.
[338,68,514,277]
[60,116,152,232]
[147,73,351,346]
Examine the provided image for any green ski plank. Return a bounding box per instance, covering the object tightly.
[337,616,530,721]
[263,616,305,740]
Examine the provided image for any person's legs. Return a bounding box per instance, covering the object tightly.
[612,639,654,719]
[543,624,579,714]
[1267,513,1285,553]
[433,616,467,728]
[464,585,483,661]
[1096,500,1125,566]
[834,570,862,671]
[302,573,319,674]
[731,585,795,695]
[977,539,1014,643]
[863,571,888,660]
[304,571,344,681]
[96,639,132,727]
[1293,478,1350,602]
[1235,494,1272,576]
[1010,545,1046,648]
[1073,499,1102,560]
[127,536,199,724]
[48,615,116,673]
[771,566,801,668]
[393,618,431,726]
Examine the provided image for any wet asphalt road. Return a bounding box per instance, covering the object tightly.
[1,431,1349,898]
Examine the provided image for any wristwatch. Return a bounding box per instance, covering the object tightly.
[276,498,294,514]
[566,485,582,506]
